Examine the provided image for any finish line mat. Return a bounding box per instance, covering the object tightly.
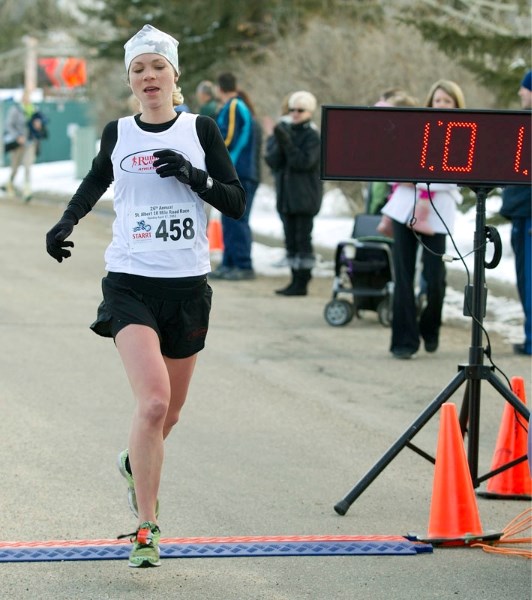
[0,534,432,563]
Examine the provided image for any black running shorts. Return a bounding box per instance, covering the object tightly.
[90,272,213,359]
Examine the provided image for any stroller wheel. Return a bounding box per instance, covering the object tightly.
[324,300,354,327]
[377,297,392,327]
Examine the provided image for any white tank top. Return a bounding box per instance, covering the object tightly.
[104,114,210,277]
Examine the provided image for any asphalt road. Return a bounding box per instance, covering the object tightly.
[0,194,530,600]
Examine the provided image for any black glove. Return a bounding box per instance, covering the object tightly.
[46,216,75,262]
[153,149,208,192]
[273,123,291,145]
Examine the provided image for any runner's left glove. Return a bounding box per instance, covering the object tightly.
[153,149,208,192]
[46,216,76,262]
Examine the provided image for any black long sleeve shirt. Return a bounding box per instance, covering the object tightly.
[64,113,245,223]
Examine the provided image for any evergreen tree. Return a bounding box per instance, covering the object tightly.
[75,0,381,86]
[398,0,531,106]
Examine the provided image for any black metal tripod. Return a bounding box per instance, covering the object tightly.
[334,186,531,516]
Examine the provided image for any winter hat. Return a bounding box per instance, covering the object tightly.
[288,90,317,113]
[124,24,179,74]
[521,70,532,91]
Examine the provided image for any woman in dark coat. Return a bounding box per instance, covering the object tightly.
[265,90,322,296]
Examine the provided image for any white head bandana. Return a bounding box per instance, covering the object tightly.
[124,24,179,74]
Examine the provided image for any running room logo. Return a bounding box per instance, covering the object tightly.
[120,149,190,174]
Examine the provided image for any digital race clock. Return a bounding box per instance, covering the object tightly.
[320,106,531,186]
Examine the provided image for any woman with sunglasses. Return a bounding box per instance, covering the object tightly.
[265,90,322,296]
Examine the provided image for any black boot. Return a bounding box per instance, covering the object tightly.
[280,269,311,296]
[275,269,297,295]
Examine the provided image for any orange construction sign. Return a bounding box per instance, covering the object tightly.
[38,57,87,88]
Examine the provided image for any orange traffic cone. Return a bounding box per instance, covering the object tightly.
[424,403,485,545]
[207,215,224,253]
[478,376,531,500]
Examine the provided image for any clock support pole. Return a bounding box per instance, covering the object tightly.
[334,186,530,516]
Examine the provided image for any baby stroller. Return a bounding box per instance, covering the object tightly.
[324,213,394,327]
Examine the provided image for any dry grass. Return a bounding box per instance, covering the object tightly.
[232,18,497,211]
[237,18,495,117]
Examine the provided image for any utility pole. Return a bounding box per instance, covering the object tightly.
[23,35,38,93]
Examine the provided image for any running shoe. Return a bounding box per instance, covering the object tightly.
[119,521,161,568]
[117,449,159,518]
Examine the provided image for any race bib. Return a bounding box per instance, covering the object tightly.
[129,202,197,253]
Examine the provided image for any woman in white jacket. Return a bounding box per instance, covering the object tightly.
[382,79,466,359]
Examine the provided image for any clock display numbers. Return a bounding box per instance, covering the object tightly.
[321,107,531,186]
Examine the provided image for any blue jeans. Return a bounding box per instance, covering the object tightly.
[221,178,258,270]
[512,217,532,353]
